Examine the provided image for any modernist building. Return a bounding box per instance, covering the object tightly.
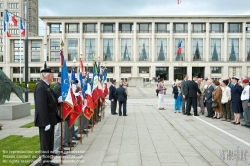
[0,0,39,66]
[1,15,250,83]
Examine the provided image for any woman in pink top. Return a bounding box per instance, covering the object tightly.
[158,78,166,110]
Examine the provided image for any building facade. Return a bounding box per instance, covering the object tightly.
[0,0,39,65]
[1,15,250,83]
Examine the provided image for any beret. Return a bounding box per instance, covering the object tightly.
[242,79,249,84]
[41,68,54,73]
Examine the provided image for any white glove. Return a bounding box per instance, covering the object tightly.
[58,96,62,103]
[44,124,51,131]
[111,99,114,102]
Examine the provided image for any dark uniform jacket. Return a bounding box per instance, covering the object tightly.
[181,80,188,97]
[173,86,179,99]
[187,80,201,97]
[34,80,59,127]
[204,85,214,102]
[231,83,243,103]
[115,87,127,102]
[109,85,116,100]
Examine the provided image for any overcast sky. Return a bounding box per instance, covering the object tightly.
[38,0,250,35]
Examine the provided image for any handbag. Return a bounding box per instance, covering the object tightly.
[212,101,218,108]
[156,89,159,93]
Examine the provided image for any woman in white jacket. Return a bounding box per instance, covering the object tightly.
[221,79,231,122]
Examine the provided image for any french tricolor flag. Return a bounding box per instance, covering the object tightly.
[5,9,18,26]
[177,40,182,54]
[19,19,25,36]
[3,21,11,37]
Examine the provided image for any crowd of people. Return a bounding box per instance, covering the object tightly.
[158,74,250,128]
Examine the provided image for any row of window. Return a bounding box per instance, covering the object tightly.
[11,66,223,81]
[49,23,249,33]
[47,38,249,62]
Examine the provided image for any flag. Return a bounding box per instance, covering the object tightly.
[178,0,181,4]
[19,19,25,36]
[79,57,84,74]
[3,21,11,37]
[102,68,107,82]
[61,60,74,120]
[4,10,9,23]
[92,60,99,108]
[177,40,182,54]
[97,82,105,104]
[8,13,18,26]
[71,67,76,84]
[68,87,82,128]
[83,83,94,120]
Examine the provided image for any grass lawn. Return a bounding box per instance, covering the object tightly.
[30,105,35,109]
[20,122,34,128]
[0,135,40,166]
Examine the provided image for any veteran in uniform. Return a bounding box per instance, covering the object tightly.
[34,68,60,166]
[241,79,250,128]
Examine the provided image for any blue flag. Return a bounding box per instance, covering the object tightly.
[103,68,107,82]
[71,67,76,84]
[61,61,70,101]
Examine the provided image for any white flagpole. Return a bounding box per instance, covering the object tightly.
[19,20,22,83]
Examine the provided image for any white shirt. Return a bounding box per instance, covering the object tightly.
[221,86,231,103]
[241,85,250,101]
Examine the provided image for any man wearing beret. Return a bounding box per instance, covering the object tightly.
[34,68,60,166]
[241,79,250,128]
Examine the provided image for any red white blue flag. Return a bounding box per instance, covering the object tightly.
[177,40,182,54]
[19,19,25,36]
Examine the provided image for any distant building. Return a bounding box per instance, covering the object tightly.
[1,15,250,82]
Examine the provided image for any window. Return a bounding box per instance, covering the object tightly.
[192,39,203,61]
[31,41,40,50]
[31,52,40,62]
[143,78,150,82]
[228,38,239,61]
[139,38,149,61]
[50,24,62,33]
[14,52,23,62]
[211,67,221,74]
[210,23,224,33]
[106,67,113,73]
[30,78,40,82]
[85,39,95,61]
[13,67,23,73]
[246,39,250,61]
[84,24,96,33]
[85,67,93,73]
[138,23,151,33]
[65,23,79,33]
[157,39,167,61]
[102,24,115,33]
[50,39,60,50]
[0,38,2,43]
[174,67,187,80]
[119,23,133,33]
[192,67,204,78]
[155,23,169,33]
[210,39,221,61]
[156,67,169,80]
[0,67,2,70]
[50,67,60,74]
[0,55,3,62]
[121,67,131,73]
[0,3,3,8]
[8,3,18,9]
[246,23,250,32]
[14,40,23,50]
[9,30,18,35]
[139,67,149,74]
[68,39,78,61]
[121,38,131,61]
[228,23,242,33]
[30,67,40,73]
[50,39,60,61]
[192,23,205,33]
[173,23,188,33]
[174,38,185,61]
[103,38,113,61]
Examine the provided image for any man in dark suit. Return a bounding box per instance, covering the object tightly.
[109,79,117,115]
[181,74,189,115]
[204,79,214,117]
[186,74,201,116]
[34,68,60,166]
[115,83,128,116]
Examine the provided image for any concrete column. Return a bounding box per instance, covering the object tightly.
[206,22,210,62]
[115,22,119,62]
[151,65,156,81]
[152,22,155,62]
[43,22,47,63]
[169,22,173,62]
[168,65,173,82]
[133,22,137,62]
[242,22,246,62]
[97,22,101,60]
[187,22,191,62]
[187,65,192,79]
[223,65,229,77]
[79,22,83,56]
[224,22,228,62]
[204,65,210,79]
[114,66,120,81]
[242,66,247,77]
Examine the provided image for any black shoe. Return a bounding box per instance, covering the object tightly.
[123,115,127,116]
[49,162,60,166]
[119,115,122,116]
[205,116,209,117]
[194,114,199,116]
[241,124,247,126]
[114,112,118,114]
[183,113,187,115]
[231,121,236,124]
[186,114,192,116]
[246,124,250,128]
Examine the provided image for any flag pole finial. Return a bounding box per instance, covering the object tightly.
[60,40,64,50]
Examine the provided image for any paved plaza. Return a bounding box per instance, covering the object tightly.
[1,86,250,166]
